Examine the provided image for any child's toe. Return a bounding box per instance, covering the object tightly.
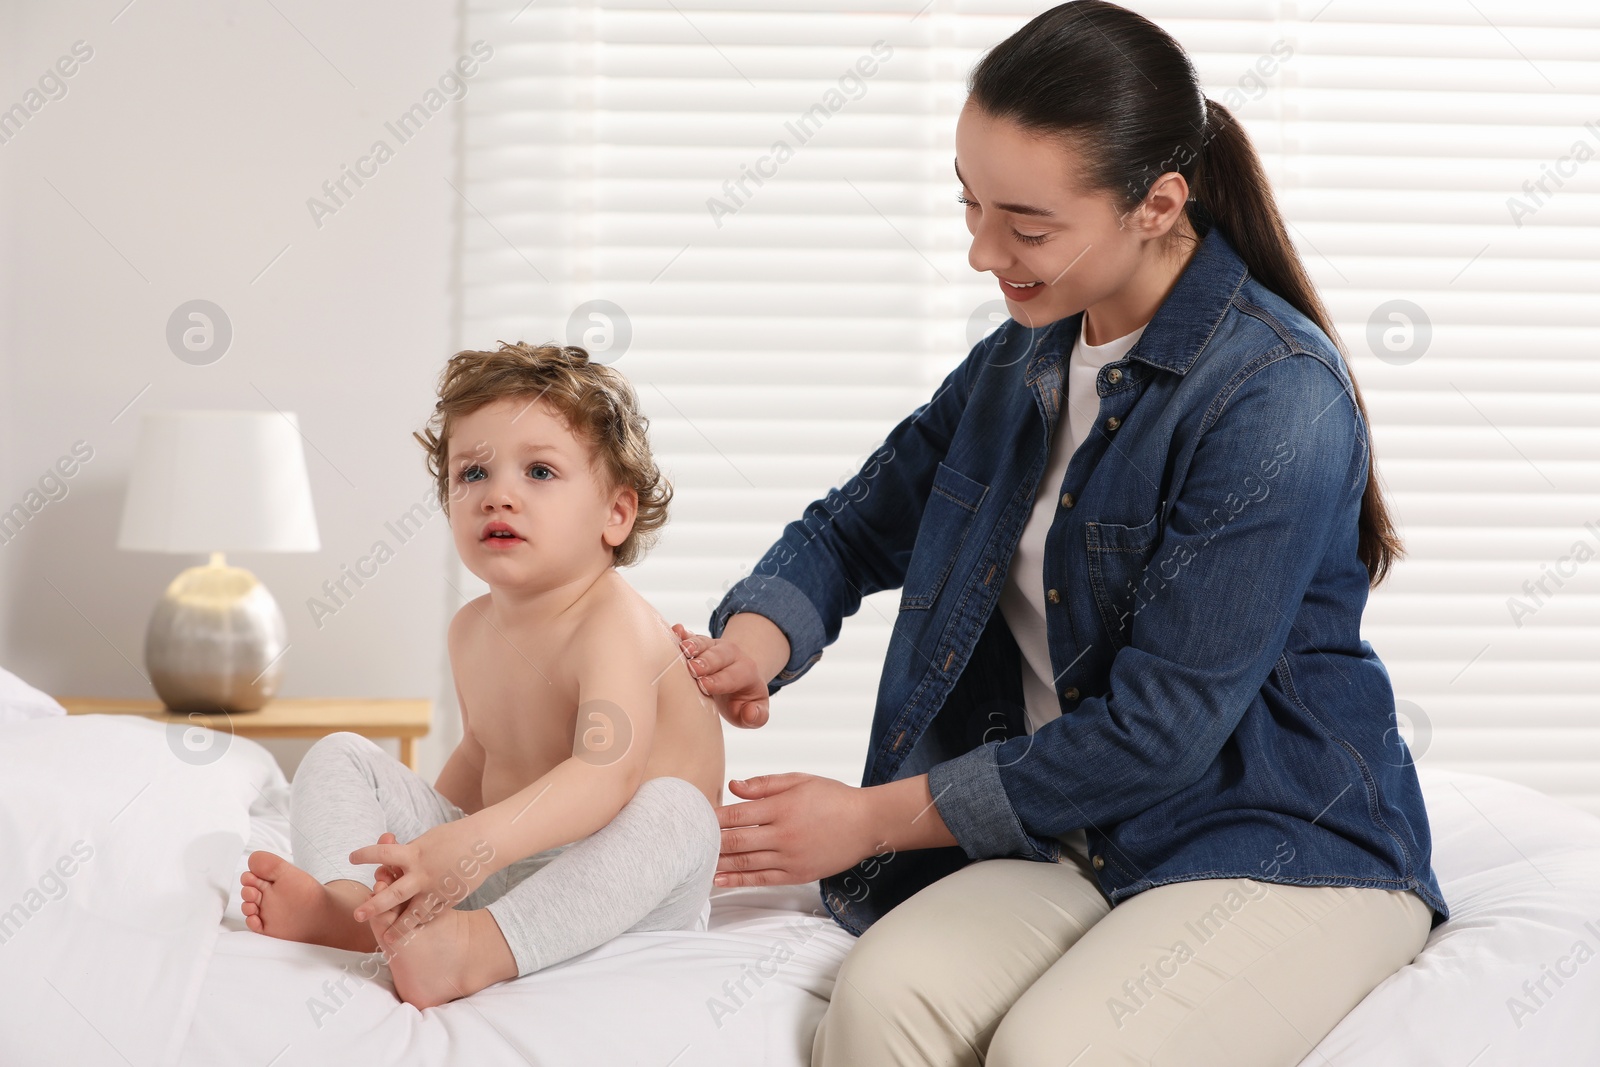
[246,850,287,880]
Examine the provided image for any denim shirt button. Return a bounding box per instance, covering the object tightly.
[1062,686,1079,701]
[1091,855,1105,870]
[1107,368,1122,384]
[1105,416,1122,431]
[1060,492,1075,508]
[1047,588,1061,604]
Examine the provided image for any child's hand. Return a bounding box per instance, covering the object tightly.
[370,832,404,886]
[349,819,496,924]
[672,622,771,729]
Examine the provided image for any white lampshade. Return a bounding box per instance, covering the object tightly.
[117,410,320,554]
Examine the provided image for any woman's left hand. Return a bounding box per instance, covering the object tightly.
[713,772,873,887]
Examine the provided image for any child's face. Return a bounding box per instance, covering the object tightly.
[445,396,637,591]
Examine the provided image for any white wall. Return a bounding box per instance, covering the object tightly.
[0,0,475,778]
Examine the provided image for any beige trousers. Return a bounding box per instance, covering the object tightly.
[811,848,1432,1066]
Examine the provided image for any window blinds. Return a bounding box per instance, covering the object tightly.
[456,0,1600,814]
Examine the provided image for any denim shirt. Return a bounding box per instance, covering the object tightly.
[708,228,1450,939]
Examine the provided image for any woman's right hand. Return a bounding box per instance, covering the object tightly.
[672,622,771,729]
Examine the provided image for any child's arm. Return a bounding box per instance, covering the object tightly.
[435,608,486,814]
[352,604,672,920]
[434,678,486,815]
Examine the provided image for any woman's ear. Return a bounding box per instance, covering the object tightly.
[1127,171,1191,240]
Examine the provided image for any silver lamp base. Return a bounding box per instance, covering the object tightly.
[145,552,288,713]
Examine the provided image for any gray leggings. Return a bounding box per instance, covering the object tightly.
[288,731,721,976]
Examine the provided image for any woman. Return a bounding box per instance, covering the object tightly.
[671,3,1448,1063]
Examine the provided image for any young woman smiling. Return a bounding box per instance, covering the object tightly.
[671,3,1447,1063]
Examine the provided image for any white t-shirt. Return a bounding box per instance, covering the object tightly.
[997,320,1146,861]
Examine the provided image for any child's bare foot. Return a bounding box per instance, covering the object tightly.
[365,875,519,1009]
[240,850,380,952]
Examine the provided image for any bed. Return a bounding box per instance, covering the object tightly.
[2,712,1597,1066]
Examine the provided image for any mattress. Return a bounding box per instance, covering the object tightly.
[3,714,1598,1066]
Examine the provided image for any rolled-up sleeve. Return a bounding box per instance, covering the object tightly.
[924,739,1039,858]
[928,351,1365,858]
[707,338,993,696]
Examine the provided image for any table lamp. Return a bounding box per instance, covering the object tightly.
[117,411,320,713]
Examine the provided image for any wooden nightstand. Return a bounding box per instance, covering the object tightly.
[58,697,433,770]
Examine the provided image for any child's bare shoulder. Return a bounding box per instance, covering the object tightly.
[570,571,675,664]
[446,595,492,654]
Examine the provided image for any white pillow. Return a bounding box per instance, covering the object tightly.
[0,666,67,724]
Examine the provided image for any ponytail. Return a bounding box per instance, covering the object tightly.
[969,1,1403,585]
[1190,98,1403,584]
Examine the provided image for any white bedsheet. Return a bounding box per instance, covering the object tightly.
[4,715,1599,1066]
[1315,766,1600,1064]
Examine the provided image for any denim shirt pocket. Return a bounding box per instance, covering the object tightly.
[899,461,988,611]
[1085,511,1162,648]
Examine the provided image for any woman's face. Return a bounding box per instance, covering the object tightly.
[955,101,1163,329]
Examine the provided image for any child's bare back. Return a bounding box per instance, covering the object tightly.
[451,570,724,822]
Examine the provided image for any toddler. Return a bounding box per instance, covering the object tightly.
[239,341,725,1008]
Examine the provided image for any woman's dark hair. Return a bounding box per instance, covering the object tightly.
[968,0,1402,586]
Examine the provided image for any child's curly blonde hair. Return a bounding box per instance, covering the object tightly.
[413,341,672,568]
